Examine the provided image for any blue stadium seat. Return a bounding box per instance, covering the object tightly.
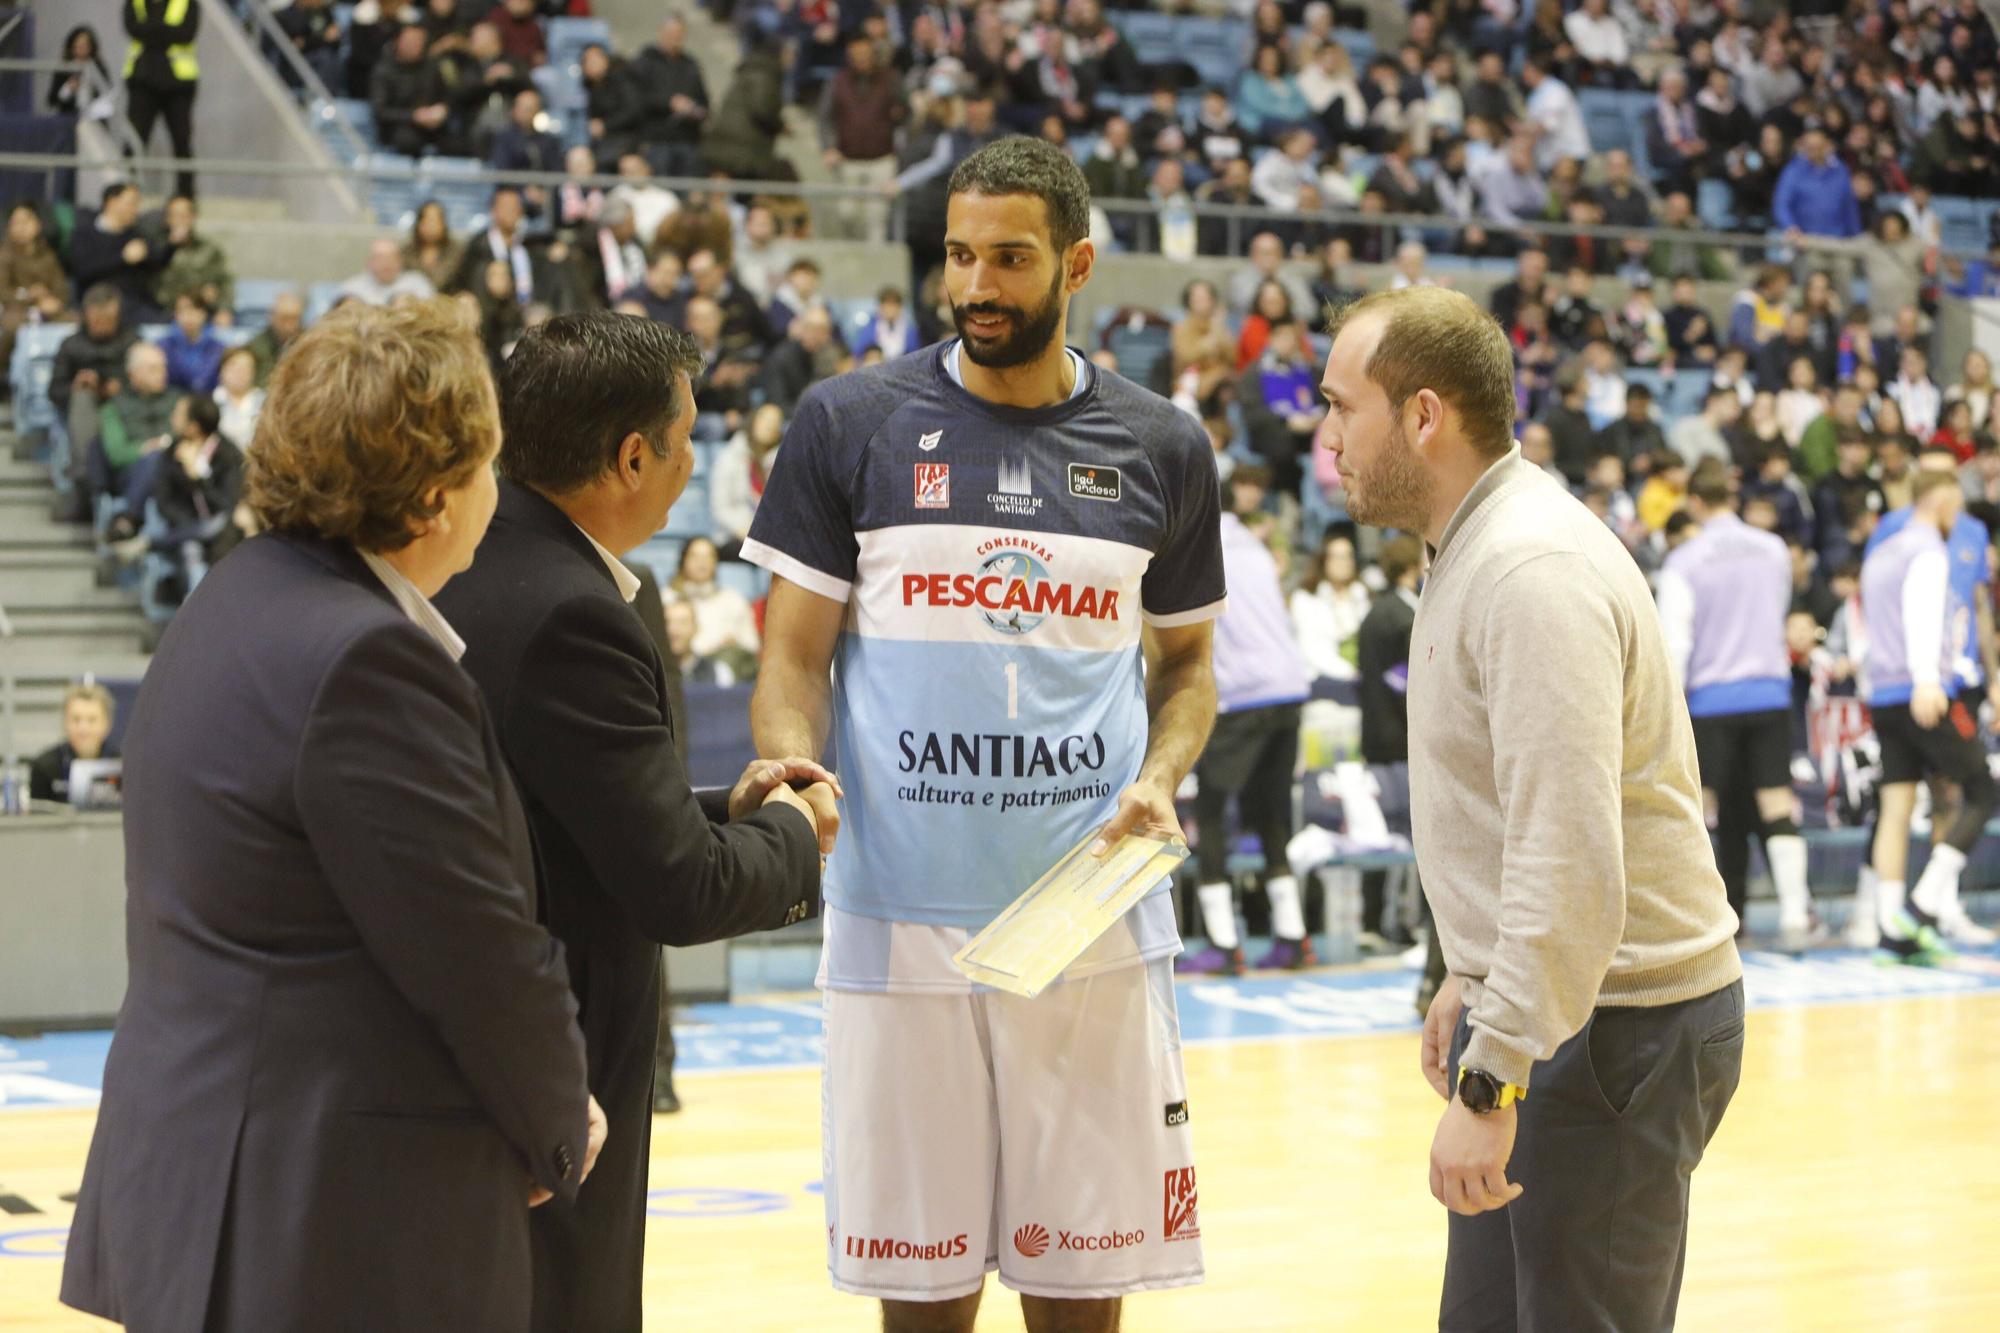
[363,152,420,226]
[716,560,769,602]
[1696,177,1737,231]
[421,156,496,232]
[1934,195,1996,255]
[630,536,686,587]
[12,322,73,438]
[233,277,295,327]
[546,17,612,73]
[1659,368,1713,423]
[1103,320,1173,392]
[1333,27,1377,67]
[1177,17,1248,89]
[1577,87,1639,155]
[1112,10,1182,67]
[314,99,374,164]
[305,281,347,323]
[664,476,712,538]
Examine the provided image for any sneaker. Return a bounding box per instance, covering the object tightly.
[1876,912,1953,968]
[1774,916,1831,956]
[1354,930,1394,955]
[1175,945,1247,976]
[652,1078,682,1115]
[1254,937,1320,971]
[1842,913,1881,949]
[1399,937,1429,969]
[1937,908,1998,947]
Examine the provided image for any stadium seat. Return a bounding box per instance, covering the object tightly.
[1333,27,1377,67]
[664,475,712,539]
[233,278,294,328]
[363,152,421,227]
[12,322,73,439]
[1112,10,1182,67]
[546,17,612,74]
[305,281,347,323]
[1100,310,1173,392]
[421,156,497,232]
[1177,17,1249,89]
[1934,195,1996,256]
[1696,178,1738,231]
[716,560,769,602]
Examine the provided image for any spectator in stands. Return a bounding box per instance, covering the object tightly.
[151,194,233,321]
[1308,236,1362,327]
[1661,274,1718,366]
[341,238,436,307]
[1171,279,1233,381]
[1948,350,1995,431]
[1487,246,1550,330]
[633,249,684,324]
[1228,231,1311,322]
[1614,275,1670,368]
[1237,44,1313,145]
[441,21,527,157]
[0,202,69,368]
[51,287,138,513]
[1579,336,1627,429]
[486,0,545,70]
[577,200,643,308]
[1474,134,1549,228]
[153,394,247,594]
[682,247,767,352]
[1724,123,1787,232]
[1196,157,1262,257]
[818,35,904,243]
[712,401,783,557]
[1082,115,1148,237]
[124,0,201,198]
[1636,450,1689,533]
[467,260,522,366]
[278,0,346,94]
[1740,35,1804,119]
[1930,399,1979,464]
[1874,422,1917,508]
[1741,443,1814,546]
[421,0,472,47]
[1299,41,1365,143]
[636,17,708,179]
[1861,213,1926,334]
[683,295,757,432]
[1562,0,1631,87]
[1542,369,1598,484]
[94,342,183,526]
[1550,264,1605,350]
[610,154,681,245]
[402,202,465,295]
[1460,49,1518,135]
[1728,263,1790,352]
[343,1,392,103]
[50,25,110,119]
[1143,157,1198,262]
[758,306,835,415]
[213,345,262,450]
[246,290,305,388]
[663,598,734,685]
[1873,305,1927,377]
[1245,126,1317,215]
[1773,128,1862,242]
[1521,58,1590,170]
[1670,385,1742,472]
[671,536,759,668]
[1236,279,1301,374]
[1598,381,1666,464]
[490,88,566,214]
[158,293,224,396]
[1776,357,1827,448]
[851,287,917,361]
[1290,529,1370,686]
[1521,423,1565,482]
[1249,320,1324,491]
[453,186,540,303]
[1962,435,2000,509]
[1757,310,1822,395]
[1648,67,1705,194]
[1911,109,1993,196]
[71,183,159,321]
[579,43,643,169]
[556,146,605,230]
[1812,430,1885,566]
[29,684,118,806]
[372,24,452,157]
[1800,385,1870,484]
[1389,242,1432,290]
[1889,346,1943,441]
[1367,133,1440,217]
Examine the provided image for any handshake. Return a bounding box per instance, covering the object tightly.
[727,757,843,856]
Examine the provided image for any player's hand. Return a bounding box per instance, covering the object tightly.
[582,1094,608,1181]
[730,757,841,821]
[1421,974,1463,1100]
[1429,1097,1523,1216]
[1089,778,1182,856]
[1912,683,1950,729]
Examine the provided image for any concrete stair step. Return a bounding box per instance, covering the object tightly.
[0,585,137,613]
[0,629,149,658]
[2,652,151,685]
[0,526,94,553]
[0,458,50,486]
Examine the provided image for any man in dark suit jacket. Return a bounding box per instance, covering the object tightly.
[434,312,830,1333]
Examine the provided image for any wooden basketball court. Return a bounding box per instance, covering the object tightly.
[4,969,1998,1330]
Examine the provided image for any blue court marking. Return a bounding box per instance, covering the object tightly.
[4,949,1996,1113]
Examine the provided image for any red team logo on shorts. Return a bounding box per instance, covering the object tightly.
[1163,1167,1200,1242]
[915,463,950,509]
[1013,1224,1050,1258]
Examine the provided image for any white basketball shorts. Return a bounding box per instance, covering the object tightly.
[821,959,1205,1302]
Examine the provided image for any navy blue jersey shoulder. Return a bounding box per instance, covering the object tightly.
[750,343,1227,618]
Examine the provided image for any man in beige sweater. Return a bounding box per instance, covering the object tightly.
[1319,286,1744,1330]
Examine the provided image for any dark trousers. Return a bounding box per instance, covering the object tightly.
[1441,979,1745,1332]
[127,81,198,198]
[1192,703,1301,884]
[653,949,675,1084]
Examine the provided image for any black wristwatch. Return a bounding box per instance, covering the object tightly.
[1457,1068,1524,1115]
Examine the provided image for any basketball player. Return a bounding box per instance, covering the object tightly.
[746,139,1223,1332]
[1319,287,1743,1329]
[1858,467,1998,964]
[1854,445,1999,947]
[1657,465,1819,950]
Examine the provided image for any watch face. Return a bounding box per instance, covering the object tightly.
[1460,1070,1499,1114]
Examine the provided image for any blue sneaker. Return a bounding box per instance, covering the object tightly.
[1175,945,1246,976]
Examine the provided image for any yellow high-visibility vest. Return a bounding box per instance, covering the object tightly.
[124,0,199,84]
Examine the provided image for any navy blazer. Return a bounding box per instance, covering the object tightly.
[434,480,820,1333]
[62,531,591,1333]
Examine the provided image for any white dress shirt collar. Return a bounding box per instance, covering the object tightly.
[358,549,467,660]
[573,521,640,603]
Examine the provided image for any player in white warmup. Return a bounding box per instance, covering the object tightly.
[747,139,1225,1332]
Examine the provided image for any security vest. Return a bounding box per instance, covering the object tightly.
[124,0,199,84]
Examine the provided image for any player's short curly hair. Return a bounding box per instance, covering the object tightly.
[246,297,497,552]
[947,136,1093,254]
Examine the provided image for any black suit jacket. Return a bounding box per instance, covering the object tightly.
[1357,588,1416,765]
[62,532,590,1333]
[434,481,820,1333]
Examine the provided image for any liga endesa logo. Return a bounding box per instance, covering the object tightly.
[1013,1222,1147,1257]
[840,1232,970,1262]
[901,538,1121,636]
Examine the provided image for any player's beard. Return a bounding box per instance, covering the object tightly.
[1343,414,1435,532]
[951,267,1067,370]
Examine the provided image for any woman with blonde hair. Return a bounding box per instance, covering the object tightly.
[62,298,602,1333]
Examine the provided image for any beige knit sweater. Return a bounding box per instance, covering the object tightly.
[1408,450,1742,1089]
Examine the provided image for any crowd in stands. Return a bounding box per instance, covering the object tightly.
[22,0,2000,838]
